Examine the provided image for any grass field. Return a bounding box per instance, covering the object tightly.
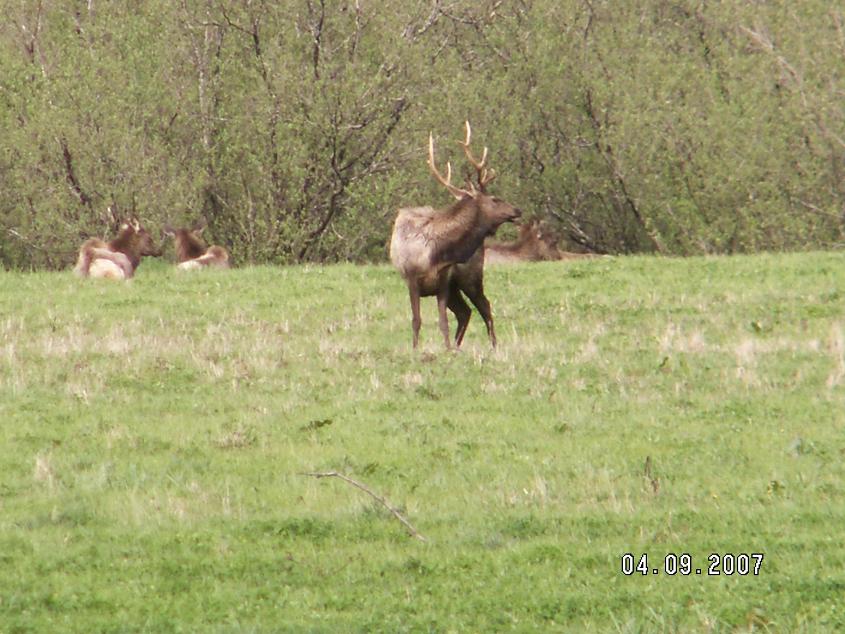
[1,253,844,632]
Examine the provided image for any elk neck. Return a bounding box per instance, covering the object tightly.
[176,230,207,261]
[433,197,496,265]
[109,228,144,270]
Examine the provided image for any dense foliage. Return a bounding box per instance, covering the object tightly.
[2,1,844,268]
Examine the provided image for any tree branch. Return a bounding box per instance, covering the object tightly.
[58,137,93,209]
[305,0,325,80]
[301,471,427,542]
[583,89,665,253]
[18,0,49,77]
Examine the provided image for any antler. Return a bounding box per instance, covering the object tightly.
[458,121,497,192]
[428,133,473,200]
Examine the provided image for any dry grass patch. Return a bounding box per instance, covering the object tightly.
[826,324,845,388]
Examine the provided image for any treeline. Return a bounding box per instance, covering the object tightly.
[1,1,844,269]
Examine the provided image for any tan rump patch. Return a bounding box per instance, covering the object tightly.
[89,259,127,280]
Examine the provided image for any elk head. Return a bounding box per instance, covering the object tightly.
[112,217,161,260]
[518,219,561,260]
[130,218,161,257]
[428,121,521,231]
[163,219,208,262]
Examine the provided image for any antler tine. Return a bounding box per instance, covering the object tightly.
[459,120,496,191]
[428,132,471,200]
[459,121,488,170]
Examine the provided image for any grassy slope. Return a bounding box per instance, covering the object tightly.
[1,253,844,632]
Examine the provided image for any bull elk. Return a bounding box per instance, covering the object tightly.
[390,122,521,349]
[163,221,230,271]
[74,218,160,280]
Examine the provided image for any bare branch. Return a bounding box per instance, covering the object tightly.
[795,198,842,220]
[583,90,664,253]
[18,0,49,77]
[582,0,596,41]
[6,228,49,253]
[403,0,444,41]
[305,0,325,80]
[58,137,93,209]
[302,471,427,542]
[741,23,845,151]
[350,0,363,60]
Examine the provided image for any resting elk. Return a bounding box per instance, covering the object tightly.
[486,220,604,264]
[163,221,230,271]
[74,217,160,280]
[390,122,521,349]
[177,245,230,271]
[485,219,563,265]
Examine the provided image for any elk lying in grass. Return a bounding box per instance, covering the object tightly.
[390,122,521,349]
[485,219,562,265]
[165,221,207,262]
[74,218,160,280]
[486,219,604,264]
[177,245,230,271]
[163,221,230,271]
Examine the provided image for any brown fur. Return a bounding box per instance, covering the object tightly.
[176,245,230,271]
[486,220,603,264]
[165,223,231,271]
[164,223,208,262]
[390,194,521,349]
[391,123,523,349]
[485,220,562,265]
[74,219,160,280]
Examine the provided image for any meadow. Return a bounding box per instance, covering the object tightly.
[1,253,844,632]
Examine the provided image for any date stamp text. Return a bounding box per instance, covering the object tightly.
[621,553,764,576]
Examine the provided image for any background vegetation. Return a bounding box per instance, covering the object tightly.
[2,1,845,269]
[1,255,844,630]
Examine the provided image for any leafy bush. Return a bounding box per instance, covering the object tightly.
[1,1,843,268]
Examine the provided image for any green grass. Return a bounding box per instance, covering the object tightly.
[1,253,844,632]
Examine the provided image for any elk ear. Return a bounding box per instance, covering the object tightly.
[193,217,208,234]
[162,224,175,237]
[131,217,141,232]
[106,205,120,229]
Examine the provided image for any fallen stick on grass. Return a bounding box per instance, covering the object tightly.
[301,470,427,542]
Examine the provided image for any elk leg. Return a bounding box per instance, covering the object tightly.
[436,285,451,349]
[463,285,497,348]
[408,282,422,349]
[447,284,472,348]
